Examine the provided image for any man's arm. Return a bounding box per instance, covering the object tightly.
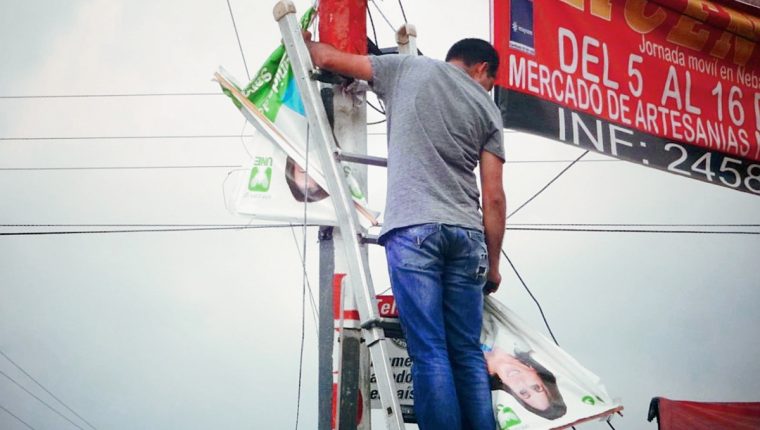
[480,150,506,293]
[304,32,373,81]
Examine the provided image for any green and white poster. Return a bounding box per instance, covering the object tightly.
[215,8,378,227]
[481,297,622,429]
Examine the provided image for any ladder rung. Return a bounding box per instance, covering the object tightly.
[336,149,388,167]
[360,233,380,245]
[361,317,403,339]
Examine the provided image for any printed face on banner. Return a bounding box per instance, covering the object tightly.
[367,296,622,428]
[232,132,339,226]
[480,297,621,429]
[493,0,760,195]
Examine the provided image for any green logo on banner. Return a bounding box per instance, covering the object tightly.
[496,404,522,429]
[249,157,273,192]
[240,7,316,122]
[582,395,596,405]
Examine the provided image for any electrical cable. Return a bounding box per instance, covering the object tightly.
[225,0,251,80]
[294,124,312,430]
[607,419,617,429]
[0,165,241,172]
[0,92,220,99]
[500,250,561,346]
[0,402,37,430]
[367,3,380,49]
[505,159,619,164]
[0,350,97,430]
[398,0,408,23]
[0,370,85,430]
[370,131,523,136]
[4,223,757,228]
[289,227,320,335]
[510,223,760,228]
[507,227,760,235]
[507,150,588,219]
[368,0,397,32]
[0,134,254,141]
[3,226,758,236]
[0,225,320,236]
[366,99,386,115]
[0,224,306,228]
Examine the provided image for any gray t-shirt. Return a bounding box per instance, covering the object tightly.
[369,54,505,240]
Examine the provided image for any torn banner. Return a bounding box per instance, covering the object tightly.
[482,297,622,429]
[215,7,378,227]
[369,296,622,429]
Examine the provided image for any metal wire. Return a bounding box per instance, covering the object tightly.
[225,0,251,80]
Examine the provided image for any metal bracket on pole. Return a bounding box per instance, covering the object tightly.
[273,2,405,429]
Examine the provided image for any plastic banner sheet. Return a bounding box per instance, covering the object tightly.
[493,0,760,195]
[215,8,378,227]
[223,131,346,226]
[482,297,622,429]
[369,296,622,429]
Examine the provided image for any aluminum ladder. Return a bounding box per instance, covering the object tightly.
[273,1,410,429]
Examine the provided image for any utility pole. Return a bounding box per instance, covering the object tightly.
[316,2,370,430]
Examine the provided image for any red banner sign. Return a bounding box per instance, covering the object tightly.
[494,0,760,195]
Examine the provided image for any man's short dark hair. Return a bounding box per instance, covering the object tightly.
[445,38,499,77]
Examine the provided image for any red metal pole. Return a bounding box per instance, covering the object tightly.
[317,2,369,430]
[318,0,368,54]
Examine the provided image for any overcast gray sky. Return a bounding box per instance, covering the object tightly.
[1,1,759,429]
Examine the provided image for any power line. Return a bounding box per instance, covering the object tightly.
[366,99,386,115]
[0,350,97,430]
[225,0,251,80]
[505,159,619,164]
[508,227,760,235]
[0,224,320,236]
[501,250,561,346]
[3,225,757,236]
[3,223,757,228]
[0,134,253,141]
[367,3,380,49]
[294,123,314,430]
[0,165,241,172]
[0,402,37,430]
[0,92,220,99]
[368,0,397,32]
[288,228,320,334]
[510,223,760,228]
[0,160,622,171]
[0,370,85,430]
[398,0,408,23]
[508,150,588,219]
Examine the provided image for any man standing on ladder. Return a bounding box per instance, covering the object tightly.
[305,33,506,429]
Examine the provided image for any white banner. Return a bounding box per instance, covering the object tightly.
[215,69,379,228]
[482,297,622,429]
[368,296,622,429]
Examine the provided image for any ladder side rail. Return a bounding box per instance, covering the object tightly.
[273,3,404,429]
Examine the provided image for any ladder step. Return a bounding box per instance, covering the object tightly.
[361,317,404,339]
[360,233,380,245]
[336,149,388,167]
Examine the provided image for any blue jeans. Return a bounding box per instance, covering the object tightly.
[383,223,495,430]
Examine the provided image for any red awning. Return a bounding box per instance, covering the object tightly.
[648,397,760,430]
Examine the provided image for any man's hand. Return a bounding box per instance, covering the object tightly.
[300,30,373,81]
[484,271,501,294]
